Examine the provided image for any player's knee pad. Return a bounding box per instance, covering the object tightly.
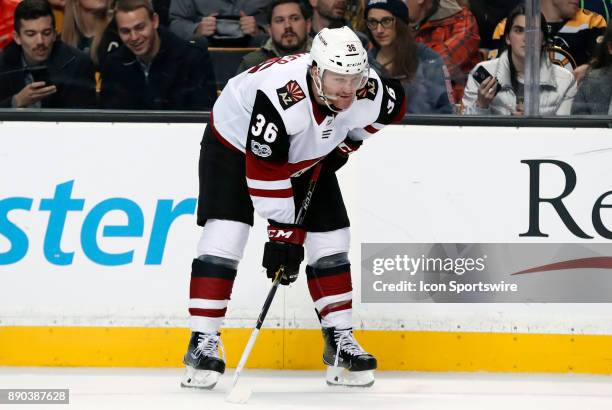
[196,219,250,261]
[196,254,239,270]
[310,252,350,269]
[305,228,350,265]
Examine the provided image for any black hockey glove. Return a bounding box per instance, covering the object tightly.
[322,137,363,172]
[262,221,305,285]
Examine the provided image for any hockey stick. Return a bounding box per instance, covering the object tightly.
[227,162,323,401]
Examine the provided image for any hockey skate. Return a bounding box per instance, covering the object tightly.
[181,332,225,390]
[322,327,377,387]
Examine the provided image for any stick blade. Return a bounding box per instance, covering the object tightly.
[225,385,252,404]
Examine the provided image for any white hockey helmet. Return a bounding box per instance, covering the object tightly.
[309,27,369,111]
[310,26,369,76]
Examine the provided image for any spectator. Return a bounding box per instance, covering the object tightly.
[0,0,21,49]
[100,0,216,110]
[0,0,96,108]
[468,0,520,49]
[309,0,369,45]
[61,0,121,67]
[365,0,453,113]
[407,0,481,102]
[491,0,607,84]
[169,0,270,47]
[462,5,577,115]
[236,0,312,73]
[62,0,110,51]
[309,0,347,34]
[572,23,612,114]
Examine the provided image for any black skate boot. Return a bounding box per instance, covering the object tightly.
[322,327,377,387]
[181,332,225,389]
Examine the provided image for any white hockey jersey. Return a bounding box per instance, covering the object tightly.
[211,53,406,225]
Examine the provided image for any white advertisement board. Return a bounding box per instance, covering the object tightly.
[1,122,612,334]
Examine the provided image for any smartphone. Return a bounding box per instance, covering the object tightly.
[473,65,501,94]
[29,66,53,86]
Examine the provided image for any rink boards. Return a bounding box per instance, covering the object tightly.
[1,122,612,372]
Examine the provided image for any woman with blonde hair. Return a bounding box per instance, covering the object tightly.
[61,0,120,66]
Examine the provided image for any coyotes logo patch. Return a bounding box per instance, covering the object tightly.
[277,80,305,110]
[356,78,378,101]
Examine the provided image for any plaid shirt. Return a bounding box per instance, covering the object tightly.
[415,7,481,103]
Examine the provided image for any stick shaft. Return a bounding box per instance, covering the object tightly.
[230,162,323,389]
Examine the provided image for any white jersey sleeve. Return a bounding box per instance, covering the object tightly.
[245,89,296,225]
[347,75,407,141]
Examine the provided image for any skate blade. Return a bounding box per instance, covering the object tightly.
[180,365,222,390]
[325,366,375,387]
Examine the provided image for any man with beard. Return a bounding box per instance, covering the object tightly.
[0,0,96,108]
[237,0,312,73]
[309,0,347,34]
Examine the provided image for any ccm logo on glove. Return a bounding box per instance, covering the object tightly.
[267,226,305,245]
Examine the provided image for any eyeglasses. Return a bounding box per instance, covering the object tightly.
[366,16,395,30]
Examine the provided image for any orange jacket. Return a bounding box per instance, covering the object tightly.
[415,7,481,103]
[0,0,20,50]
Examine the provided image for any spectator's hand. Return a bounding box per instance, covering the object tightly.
[47,0,65,8]
[195,13,218,37]
[573,64,589,86]
[476,76,498,109]
[14,82,56,108]
[239,11,259,37]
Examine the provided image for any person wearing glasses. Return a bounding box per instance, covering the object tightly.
[365,0,453,114]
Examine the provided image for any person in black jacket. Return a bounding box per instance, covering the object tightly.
[0,0,96,108]
[100,0,217,111]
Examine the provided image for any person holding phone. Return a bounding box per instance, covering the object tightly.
[462,4,577,116]
[0,0,96,108]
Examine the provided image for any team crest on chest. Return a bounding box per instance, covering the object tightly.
[356,78,378,101]
[277,80,306,110]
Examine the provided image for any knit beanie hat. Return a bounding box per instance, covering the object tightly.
[364,0,409,24]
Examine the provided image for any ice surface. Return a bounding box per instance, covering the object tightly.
[2,367,612,410]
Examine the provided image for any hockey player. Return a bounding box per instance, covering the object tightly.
[181,26,406,390]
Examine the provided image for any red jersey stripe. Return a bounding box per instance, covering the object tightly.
[246,151,290,181]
